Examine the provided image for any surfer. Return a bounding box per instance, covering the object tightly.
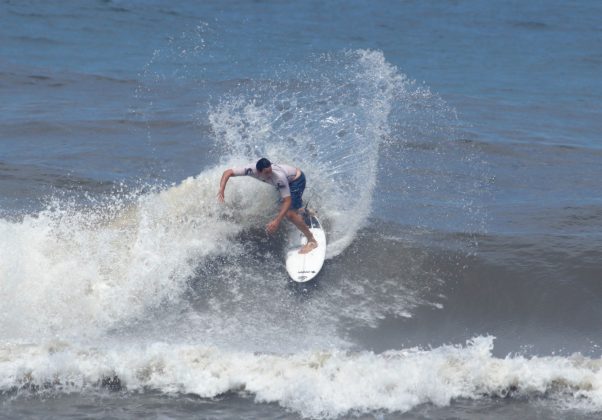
[217,158,318,254]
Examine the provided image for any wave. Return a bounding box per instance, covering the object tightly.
[1,119,192,137]
[0,48,493,366]
[2,336,601,418]
[0,67,136,90]
[2,50,431,342]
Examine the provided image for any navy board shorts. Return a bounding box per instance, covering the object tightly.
[289,172,306,210]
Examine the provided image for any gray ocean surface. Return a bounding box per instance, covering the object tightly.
[1,1,602,418]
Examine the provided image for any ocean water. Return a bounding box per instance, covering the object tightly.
[1,0,602,418]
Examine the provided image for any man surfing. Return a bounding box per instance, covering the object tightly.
[217,158,318,254]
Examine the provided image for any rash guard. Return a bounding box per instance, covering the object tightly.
[232,163,298,198]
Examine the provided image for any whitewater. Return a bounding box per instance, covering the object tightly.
[3,336,602,418]
[3,1,602,418]
[1,48,601,419]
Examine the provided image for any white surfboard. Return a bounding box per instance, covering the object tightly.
[285,211,327,282]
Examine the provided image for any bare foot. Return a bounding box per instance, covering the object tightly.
[299,239,318,254]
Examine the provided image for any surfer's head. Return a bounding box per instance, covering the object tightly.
[256,158,271,173]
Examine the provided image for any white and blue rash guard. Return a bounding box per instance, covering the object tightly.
[232,163,298,199]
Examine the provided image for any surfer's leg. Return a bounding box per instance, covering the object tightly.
[287,172,317,253]
[286,210,317,254]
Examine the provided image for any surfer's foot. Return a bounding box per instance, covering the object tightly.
[299,239,318,254]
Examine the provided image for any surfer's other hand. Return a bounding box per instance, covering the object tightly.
[217,190,225,203]
[266,219,279,234]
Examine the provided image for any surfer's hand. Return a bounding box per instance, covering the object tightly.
[266,219,280,234]
[217,190,225,203]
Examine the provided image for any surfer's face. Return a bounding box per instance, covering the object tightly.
[259,166,272,177]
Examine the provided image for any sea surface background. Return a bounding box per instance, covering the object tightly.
[1,1,602,418]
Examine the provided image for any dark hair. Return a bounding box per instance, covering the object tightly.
[256,157,271,172]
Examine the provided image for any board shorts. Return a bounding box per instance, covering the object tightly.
[289,172,306,210]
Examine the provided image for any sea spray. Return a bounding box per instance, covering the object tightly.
[209,50,406,257]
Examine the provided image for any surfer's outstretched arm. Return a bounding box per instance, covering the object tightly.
[217,169,234,202]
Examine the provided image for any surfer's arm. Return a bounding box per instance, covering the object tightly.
[266,196,291,234]
[217,169,234,202]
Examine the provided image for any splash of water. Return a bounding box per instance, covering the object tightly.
[0,49,455,348]
[209,49,406,257]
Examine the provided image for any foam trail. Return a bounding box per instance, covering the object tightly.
[2,336,602,418]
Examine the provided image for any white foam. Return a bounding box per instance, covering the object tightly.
[2,336,601,418]
[0,160,425,351]
[0,166,273,340]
